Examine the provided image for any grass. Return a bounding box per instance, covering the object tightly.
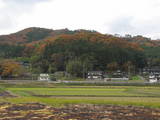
[131,76,141,80]
[8,88,128,96]
[0,86,6,93]
[0,96,160,108]
[0,82,160,108]
[8,86,160,97]
[108,75,145,83]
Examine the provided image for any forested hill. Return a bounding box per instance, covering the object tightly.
[0,27,98,59]
[0,27,51,44]
[0,27,159,46]
[0,27,159,45]
[0,27,160,74]
[122,35,160,67]
[0,27,97,44]
[123,35,160,47]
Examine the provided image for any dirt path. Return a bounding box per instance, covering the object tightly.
[0,103,160,120]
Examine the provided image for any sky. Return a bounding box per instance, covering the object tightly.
[0,0,160,39]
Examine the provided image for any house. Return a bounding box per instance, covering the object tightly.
[38,74,50,81]
[149,73,160,83]
[142,67,160,75]
[112,70,124,78]
[87,71,104,80]
[149,74,157,83]
[104,70,129,81]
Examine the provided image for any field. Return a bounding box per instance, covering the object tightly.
[0,82,160,108]
[1,103,160,120]
[0,82,160,119]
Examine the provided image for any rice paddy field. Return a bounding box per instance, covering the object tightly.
[0,81,160,108]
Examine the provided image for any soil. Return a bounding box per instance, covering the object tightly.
[0,103,160,120]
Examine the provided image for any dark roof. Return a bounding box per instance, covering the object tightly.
[88,71,103,73]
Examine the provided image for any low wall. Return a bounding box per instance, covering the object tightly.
[104,78,129,81]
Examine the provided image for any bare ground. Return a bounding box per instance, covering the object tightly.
[0,103,160,120]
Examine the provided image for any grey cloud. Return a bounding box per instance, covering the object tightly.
[0,0,160,39]
[134,19,160,38]
[0,0,51,31]
[2,0,51,5]
[108,16,134,34]
[0,15,14,30]
[107,16,160,39]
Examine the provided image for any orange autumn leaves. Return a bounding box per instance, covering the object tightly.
[36,32,143,53]
[16,31,143,57]
[0,60,25,77]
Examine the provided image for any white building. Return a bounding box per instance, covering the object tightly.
[38,74,50,81]
[149,74,160,83]
[87,71,103,80]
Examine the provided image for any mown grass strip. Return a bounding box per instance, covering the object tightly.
[0,96,160,108]
[8,87,160,97]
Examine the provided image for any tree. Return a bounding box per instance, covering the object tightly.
[48,63,57,73]
[122,61,135,77]
[0,60,26,78]
[66,59,83,77]
[107,62,119,72]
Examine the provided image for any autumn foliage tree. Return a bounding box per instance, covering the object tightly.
[0,60,25,78]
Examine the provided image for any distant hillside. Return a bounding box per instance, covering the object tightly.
[0,27,98,45]
[0,28,67,44]
[0,27,159,46]
[0,27,160,69]
[3,27,160,73]
[120,35,160,67]
[123,35,160,47]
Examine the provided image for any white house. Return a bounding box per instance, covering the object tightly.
[38,74,50,81]
[149,75,157,83]
[149,73,160,83]
[87,71,103,80]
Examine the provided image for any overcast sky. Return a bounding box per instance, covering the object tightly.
[0,0,160,39]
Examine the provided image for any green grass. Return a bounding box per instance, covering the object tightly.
[8,87,160,97]
[0,96,160,108]
[0,86,6,93]
[8,88,128,96]
[131,76,141,80]
[0,82,160,108]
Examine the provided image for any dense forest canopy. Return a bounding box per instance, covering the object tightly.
[0,27,159,77]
